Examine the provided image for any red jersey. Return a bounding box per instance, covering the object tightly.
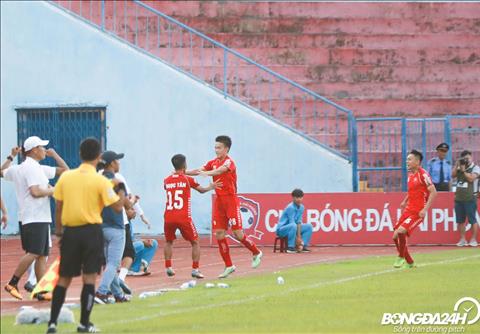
[406,167,433,212]
[203,155,237,196]
[163,173,199,223]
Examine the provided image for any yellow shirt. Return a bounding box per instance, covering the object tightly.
[53,163,119,226]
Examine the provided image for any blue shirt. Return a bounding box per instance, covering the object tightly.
[427,158,452,184]
[101,171,125,229]
[276,202,304,231]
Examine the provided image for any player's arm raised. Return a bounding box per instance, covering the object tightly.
[193,180,223,194]
[1,147,21,173]
[46,148,69,176]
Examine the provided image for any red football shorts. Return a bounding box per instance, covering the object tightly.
[394,210,423,236]
[164,220,198,242]
[212,195,242,231]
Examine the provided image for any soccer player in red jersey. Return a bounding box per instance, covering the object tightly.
[164,154,220,279]
[187,135,263,278]
[393,150,437,269]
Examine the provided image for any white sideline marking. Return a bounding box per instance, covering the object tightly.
[108,254,480,326]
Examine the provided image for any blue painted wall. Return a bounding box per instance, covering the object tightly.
[0,1,352,235]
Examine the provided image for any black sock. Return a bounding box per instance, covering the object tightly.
[80,284,95,326]
[49,285,67,326]
[8,275,20,287]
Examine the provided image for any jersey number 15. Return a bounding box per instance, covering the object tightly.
[166,190,184,210]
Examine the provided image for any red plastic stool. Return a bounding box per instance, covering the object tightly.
[273,236,288,253]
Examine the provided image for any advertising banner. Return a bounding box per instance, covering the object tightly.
[213,193,479,245]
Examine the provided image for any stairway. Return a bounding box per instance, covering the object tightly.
[52,0,355,159]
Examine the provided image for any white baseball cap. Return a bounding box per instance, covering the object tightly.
[23,136,49,152]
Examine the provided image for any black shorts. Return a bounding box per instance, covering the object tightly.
[19,222,50,256]
[122,223,135,259]
[59,224,104,277]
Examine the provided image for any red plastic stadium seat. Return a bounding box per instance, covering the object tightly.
[273,236,288,253]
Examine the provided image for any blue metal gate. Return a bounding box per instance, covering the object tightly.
[16,107,107,228]
[356,115,480,192]
[16,107,107,168]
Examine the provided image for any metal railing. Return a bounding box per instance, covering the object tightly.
[356,115,480,192]
[51,1,355,164]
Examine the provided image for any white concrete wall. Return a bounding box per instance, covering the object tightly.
[0,1,352,235]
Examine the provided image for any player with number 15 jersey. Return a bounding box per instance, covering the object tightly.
[163,154,219,279]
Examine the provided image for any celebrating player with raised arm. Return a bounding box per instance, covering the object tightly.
[164,154,221,279]
[393,150,437,269]
[187,135,263,278]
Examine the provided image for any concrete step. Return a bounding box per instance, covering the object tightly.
[120,29,480,67]
[205,32,480,49]
[235,97,479,118]
[92,14,480,50]
[225,81,480,100]
[146,2,480,20]
[303,64,480,83]
[98,11,480,35]
[265,2,480,20]
[328,48,480,66]
[307,82,480,100]
[121,38,480,68]
[249,47,479,67]
[170,16,480,35]
[340,98,480,117]
[106,24,480,50]
[129,60,480,84]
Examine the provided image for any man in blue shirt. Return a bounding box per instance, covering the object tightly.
[427,143,452,191]
[276,189,313,253]
[95,151,132,304]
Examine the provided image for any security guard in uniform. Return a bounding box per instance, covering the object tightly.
[427,142,452,191]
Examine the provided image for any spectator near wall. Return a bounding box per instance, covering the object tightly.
[452,150,479,247]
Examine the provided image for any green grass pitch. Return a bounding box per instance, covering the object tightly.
[2,248,479,334]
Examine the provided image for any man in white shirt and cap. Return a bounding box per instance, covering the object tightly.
[1,146,41,293]
[2,136,68,300]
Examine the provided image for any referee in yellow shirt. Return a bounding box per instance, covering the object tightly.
[47,138,125,334]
